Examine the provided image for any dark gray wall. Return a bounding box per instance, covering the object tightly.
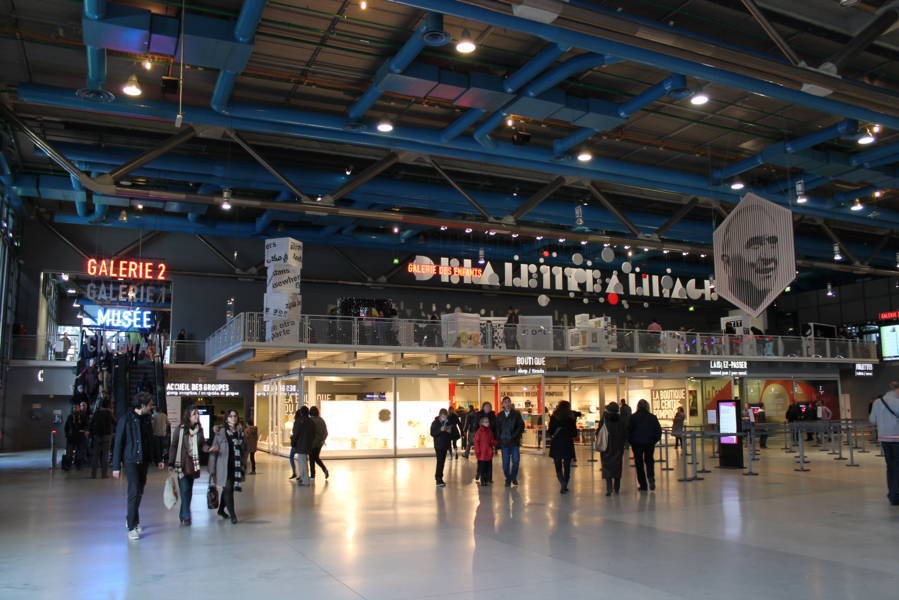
[772,277,899,328]
[1,364,76,450]
[839,362,899,420]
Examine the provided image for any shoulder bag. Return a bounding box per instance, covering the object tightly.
[163,472,179,510]
[881,397,899,419]
[594,423,609,453]
[207,483,219,510]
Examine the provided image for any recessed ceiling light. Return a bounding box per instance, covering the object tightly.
[376,120,394,133]
[690,93,709,106]
[122,73,142,97]
[576,150,592,162]
[730,180,745,190]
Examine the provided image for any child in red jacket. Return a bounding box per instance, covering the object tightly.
[473,417,497,486]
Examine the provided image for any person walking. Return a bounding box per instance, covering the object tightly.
[448,406,463,459]
[755,403,768,448]
[473,414,497,486]
[111,392,164,540]
[598,402,627,496]
[309,406,329,480]
[671,406,686,449]
[167,405,212,526]
[89,402,114,478]
[152,404,170,463]
[473,402,496,482]
[628,399,662,491]
[209,409,246,523]
[786,402,801,444]
[619,399,632,450]
[64,403,83,470]
[291,406,315,485]
[431,408,454,487]
[288,409,302,480]
[243,419,259,474]
[870,381,899,506]
[548,401,578,494]
[496,396,525,487]
[461,406,475,459]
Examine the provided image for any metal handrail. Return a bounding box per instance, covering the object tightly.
[203,312,878,364]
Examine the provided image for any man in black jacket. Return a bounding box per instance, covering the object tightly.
[431,408,454,487]
[628,399,662,491]
[291,405,316,485]
[90,401,115,478]
[496,396,525,487]
[112,392,164,540]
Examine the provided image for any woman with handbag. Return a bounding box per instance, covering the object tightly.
[167,404,215,526]
[209,410,246,524]
[548,401,578,494]
[598,402,627,496]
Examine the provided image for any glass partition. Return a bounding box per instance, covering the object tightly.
[396,377,450,455]
[310,376,395,457]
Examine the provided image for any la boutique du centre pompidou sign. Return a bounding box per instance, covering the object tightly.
[713,193,796,318]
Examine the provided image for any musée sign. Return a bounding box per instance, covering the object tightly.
[86,258,168,281]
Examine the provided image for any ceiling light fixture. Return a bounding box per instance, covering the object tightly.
[439,225,448,231]
[690,92,709,106]
[858,126,876,145]
[392,225,400,233]
[795,179,807,204]
[872,124,882,133]
[136,202,143,210]
[478,248,486,265]
[360,0,368,9]
[558,237,566,243]
[730,180,745,190]
[122,73,142,97]
[376,119,394,133]
[511,233,519,238]
[66,288,76,294]
[826,282,835,297]
[315,194,323,202]
[118,209,128,222]
[580,240,588,245]
[850,198,864,211]
[535,235,544,240]
[576,149,592,162]
[505,117,515,128]
[833,243,842,261]
[60,273,69,281]
[142,59,152,71]
[221,188,232,210]
[487,230,496,236]
[455,29,476,54]
[345,165,353,176]
[464,227,473,234]
[874,190,882,198]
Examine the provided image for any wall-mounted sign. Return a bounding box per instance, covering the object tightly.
[877,310,899,321]
[854,363,874,377]
[650,388,687,425]
[516,355,546,375]
[407,255,717,301]
[95,307,154,329]
[86,258,168,281]
[166,382,240,397]
[37,369,44,382]
[709,360,748,376]
[81,281,171,306]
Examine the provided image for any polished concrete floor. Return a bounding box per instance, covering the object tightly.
[1,442,897,600]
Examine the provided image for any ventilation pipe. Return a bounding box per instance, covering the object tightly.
[79,0,112,101]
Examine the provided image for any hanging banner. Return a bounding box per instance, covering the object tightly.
[713,193,795,318]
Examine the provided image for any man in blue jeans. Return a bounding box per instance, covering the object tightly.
[496,396,525,487]
[870,381,899,506]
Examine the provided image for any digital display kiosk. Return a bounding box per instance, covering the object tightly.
[717,399,744,468]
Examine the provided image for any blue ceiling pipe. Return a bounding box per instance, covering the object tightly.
[256,190,292,234]
[348,13,449,122]
[82,0,107,93]
[19,84,899,229]
[441,43,569,142]
[390,0,899,132]
[851,140,899,167]
[209,0,268,115]
[712,120,858,182]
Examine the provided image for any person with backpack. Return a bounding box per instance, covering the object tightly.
[112,392,165,540]
[167,404,213,525]
[309,406,329,480]
[597,402,627,496]
[628,399,662,491]
[870,381,899,506]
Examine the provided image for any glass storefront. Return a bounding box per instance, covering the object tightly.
[253,371,840,458]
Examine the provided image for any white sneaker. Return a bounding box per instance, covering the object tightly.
[136,525,142,534]
[127,529,140,541]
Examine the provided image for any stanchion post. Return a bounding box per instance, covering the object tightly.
[846,424,859,467]
[857,423,870,453]
[50,430,57,470]
[744,430,758,476]
[783,422,794,453]
[698,430,711,474]
[795,428,809,472]
[677,431,693,482]
[834,422,847,461]
[690,432,703,481]
[662,428,673,471]
[874,426,883,457]
[587,429,597,463]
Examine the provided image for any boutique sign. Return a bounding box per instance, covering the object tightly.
[406,255,718,301]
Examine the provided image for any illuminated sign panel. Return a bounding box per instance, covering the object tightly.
[718,400,738,445]
[515,355,546,375]
[96,308,154,329]
[855,363,874,377]
[709,360,748,376]
[407,262,483,279]
[86,258,168,281]
[878,310,899,321]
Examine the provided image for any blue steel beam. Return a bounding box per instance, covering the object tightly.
[82,1,107,92]
[17,85,899,229]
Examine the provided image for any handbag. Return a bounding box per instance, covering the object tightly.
[594,424,609,453]
[163,473,179,510]
[206,483,219,510]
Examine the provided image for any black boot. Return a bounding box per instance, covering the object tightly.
[614,478,621,493]
[605,478,612,497]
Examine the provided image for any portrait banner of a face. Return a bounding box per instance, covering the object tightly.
[713,193,795,318]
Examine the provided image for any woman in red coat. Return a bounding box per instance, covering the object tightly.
[473,417,497,486]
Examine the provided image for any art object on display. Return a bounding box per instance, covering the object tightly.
[713,193,795,318]
[442,313,482,348]
[518,315,553,351]
[264,237,303,342]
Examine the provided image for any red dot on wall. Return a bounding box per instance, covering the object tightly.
[542,250,550,257]
[608,293,619,305]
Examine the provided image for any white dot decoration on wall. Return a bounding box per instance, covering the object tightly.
[564,267,573,276]
[643,302,649,308]
[450,258,460,267]
[583,298,589,304]
[598,297,605,303]
[445,304,451,310]
[480,308,486,315]
[450,275,460,284]
[512,277,521,286]
[665,267,672,274]
[660,275,673,289]
[586,260,593,267]
[635,287,643,295]
[537,294,550,307]
[540,265,550,273]
[621,300,629,309]
[538,257,545,264]
[574,270,587,283]
[635,267,641,273]
[529,279,538,288]
[601,247,615,262]
[528,264,537,273]
[621,261,632,274]
[569,291,575,297]
[593,271,602,279]
[571,253,584,265]
[551,251,557,258]
[513,254,519,261]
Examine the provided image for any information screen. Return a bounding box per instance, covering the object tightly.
[880,325,899,361]
[718,400,738,445]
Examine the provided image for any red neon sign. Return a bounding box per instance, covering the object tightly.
[86,258,168,281]
[878,311,899,321]
[407,262,483,278]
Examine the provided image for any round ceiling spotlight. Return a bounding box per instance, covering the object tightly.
[850,198,864,211]
[690,92,709,106]
[730,180,745,190]
[376,120,394,133]
[455,29,476,54]
[576,149,593,162]
[122,73,142,97]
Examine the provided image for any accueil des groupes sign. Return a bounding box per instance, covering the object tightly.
[408,255,719,301]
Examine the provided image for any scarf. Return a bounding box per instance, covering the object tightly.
[226,427,244,492]
[175,425,201,479]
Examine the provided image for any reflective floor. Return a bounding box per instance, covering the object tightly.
[1,442,897,600]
